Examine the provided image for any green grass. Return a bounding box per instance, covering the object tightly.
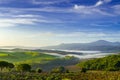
[0,53,9,57]
[0,51,57,64]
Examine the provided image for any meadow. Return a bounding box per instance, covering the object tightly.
[0,51,57,64]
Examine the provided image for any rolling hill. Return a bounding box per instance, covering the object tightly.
[0,51,57,64]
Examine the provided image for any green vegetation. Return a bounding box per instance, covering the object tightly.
[0,61,14,71]
[0,50,120,80]
[0,54,119,80]
[0,71,119,80]
[77,54,120,71]
[0,53,9,57]
[16,64,31,72]
[51,66,66,73]
[36,68,42,73]
[33,56,79,71]
[0,51,57,64]
[0,61,119,80]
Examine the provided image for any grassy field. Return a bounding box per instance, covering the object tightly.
[0,51,57,64]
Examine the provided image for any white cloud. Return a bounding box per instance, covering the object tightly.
[0,10,65,27]
[29,32,108,38]
[15,14,39,18]
[95,0,104,7]
[32,0,67,5]
[0,18,38,27]
[73,4,114,16]
[56,32,107,38]
[0,17,62,27]
[94,0,112,7]
[73,0,114,16]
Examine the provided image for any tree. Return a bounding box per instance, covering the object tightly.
[16,64,31,72]
[36,68,42,73]
[114,61,120,68]
[0,61,14,72]
[0,61,9,71]
[8,63,14,69]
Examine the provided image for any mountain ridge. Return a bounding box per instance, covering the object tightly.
[41,40,120,52]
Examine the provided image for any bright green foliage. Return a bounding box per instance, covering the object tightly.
[51,66,66,73]
[0,53,9,57]
[0,51,57,64]
[16,64,31,72]
[77,54,120,71]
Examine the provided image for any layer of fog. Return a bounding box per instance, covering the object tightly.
[44,50,115,59]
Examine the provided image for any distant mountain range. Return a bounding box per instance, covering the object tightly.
[0,40,120,52]
[42,40,120,52]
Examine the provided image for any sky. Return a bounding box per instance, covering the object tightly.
[0,0,120,47]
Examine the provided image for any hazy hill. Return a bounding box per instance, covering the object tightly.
[42,40,120,52]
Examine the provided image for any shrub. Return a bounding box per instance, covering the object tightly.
[51,66,66,73]
[36,68,42,73]
[16,64,31,72]
[81,68,87,73]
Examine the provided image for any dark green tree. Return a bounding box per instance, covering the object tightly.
[0,61,9,71]
[8,63,14,69]
[16,64,31,72]
[36,68,42,73]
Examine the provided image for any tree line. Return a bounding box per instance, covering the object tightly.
[77,54,120,71]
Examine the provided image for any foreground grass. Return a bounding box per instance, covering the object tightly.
[0,71,120,80]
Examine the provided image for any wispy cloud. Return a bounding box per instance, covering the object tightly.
[27,31,120,44]
[73,4,114,16]
[94,0,112,7]
[112,5,120,15]
[29,32,108,38]
[32,0,67,5]
[0,18,38,27]
[95,0,104,7]
[0,8,65,27]
[56,32,107,38]
[73,0,114,16]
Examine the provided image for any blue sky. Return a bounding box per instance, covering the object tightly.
[0,0,120,47]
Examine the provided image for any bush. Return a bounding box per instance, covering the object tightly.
[106,67,117,71]
[16,64,31,72]
[51,66,66,73]
[36,68,42,73]
[81,68,87,73]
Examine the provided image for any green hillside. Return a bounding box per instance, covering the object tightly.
[77,54,120,71]
[0,51,57,64]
